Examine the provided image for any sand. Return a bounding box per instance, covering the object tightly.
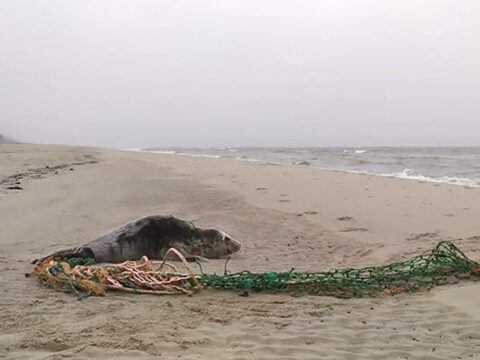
[1,143,480,359]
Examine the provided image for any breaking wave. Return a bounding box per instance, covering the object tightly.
[177,153,221,159]
[380,169,479,187]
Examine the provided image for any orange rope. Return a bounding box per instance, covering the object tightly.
[31,248,202,297]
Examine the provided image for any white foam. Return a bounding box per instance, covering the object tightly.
[319,168,479,187]
[121,148,143,152]
[235,156,262,163]
[343,149,368,154]
[177,152,221,159]
[122,148,177,155]
[383,168,479,187]
[152,150,177,155]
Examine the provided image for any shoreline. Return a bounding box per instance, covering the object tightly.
[128,148,480,188]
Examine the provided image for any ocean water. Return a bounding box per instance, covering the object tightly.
[137,147,480,187]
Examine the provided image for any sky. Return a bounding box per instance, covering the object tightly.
[1,0,479,148]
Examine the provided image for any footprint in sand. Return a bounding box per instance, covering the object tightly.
[451,235,480,248]
[297,210,318,217]
[340,227,368,233]
[406,232,440,241]
[337,216,354,221]
[357,249,373,257]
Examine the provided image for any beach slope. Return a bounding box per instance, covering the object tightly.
[1,143,480,359]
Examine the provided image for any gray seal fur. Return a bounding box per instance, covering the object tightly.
[33,215,241,263]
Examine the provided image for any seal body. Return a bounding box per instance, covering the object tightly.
[36,215,241,263]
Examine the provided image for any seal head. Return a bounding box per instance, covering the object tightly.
[185,228,241,259]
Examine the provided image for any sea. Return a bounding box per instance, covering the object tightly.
[133,147,480,188]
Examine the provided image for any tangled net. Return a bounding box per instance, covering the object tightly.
[28,241,480,299]
[27,248,201,298]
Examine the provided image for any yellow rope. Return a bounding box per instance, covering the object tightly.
[31,248,202,297]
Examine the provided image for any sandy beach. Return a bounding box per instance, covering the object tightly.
[1,143,480,359]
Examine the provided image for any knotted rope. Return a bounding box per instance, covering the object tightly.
[27,248,201,298]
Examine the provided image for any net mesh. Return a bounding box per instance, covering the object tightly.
[200,241,480,298]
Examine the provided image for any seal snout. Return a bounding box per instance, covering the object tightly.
[225,235,241,254]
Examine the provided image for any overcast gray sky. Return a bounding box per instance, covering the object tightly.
[1,0,479,148]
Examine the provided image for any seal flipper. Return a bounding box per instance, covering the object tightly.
[31,246,93,264]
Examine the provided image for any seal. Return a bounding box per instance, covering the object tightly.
[33,215,241,263]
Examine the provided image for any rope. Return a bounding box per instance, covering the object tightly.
[28,241,480,299]
[28,249,201,297]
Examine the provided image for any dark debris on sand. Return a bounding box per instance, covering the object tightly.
[0,157,98,191]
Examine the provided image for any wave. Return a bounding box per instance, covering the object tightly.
[177,152,221,159]
[152,150,177,155]
[121,148,143,152]
[381,168,479,187]
[122,148,177,155]
[343,149,368,154]
[337,168,478,187]
[234,156,263,163]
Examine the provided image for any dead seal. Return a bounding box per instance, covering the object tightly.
[33,215,241,264]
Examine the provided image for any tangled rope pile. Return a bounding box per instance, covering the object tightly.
[28,241,480,299]
[27,248,201,298]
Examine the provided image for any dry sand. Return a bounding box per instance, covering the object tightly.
[1,143,480,359]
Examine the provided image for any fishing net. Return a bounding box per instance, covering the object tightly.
[27,241,480,299]
[201,241,480,298]
[27,248,201,298]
